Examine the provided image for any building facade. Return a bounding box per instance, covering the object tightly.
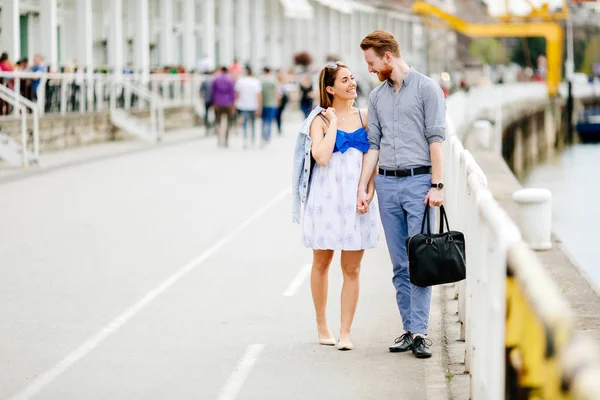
[0,0,445,79]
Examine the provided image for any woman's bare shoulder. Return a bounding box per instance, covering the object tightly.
[309,113,327,136]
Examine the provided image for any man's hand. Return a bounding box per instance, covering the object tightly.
[424,188,444,207]
[357,188,369,214]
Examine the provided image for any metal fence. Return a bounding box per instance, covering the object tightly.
[0,71,205,117]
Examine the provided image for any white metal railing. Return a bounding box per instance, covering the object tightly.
[443,103,519,400]
[0,83,40,166]
[109,78,165,141]
[445,82,600,399]
[0,71,205,117]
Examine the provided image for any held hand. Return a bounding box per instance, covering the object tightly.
[357,188,369,214]
[424,188,444,207]
[321,107,337,124]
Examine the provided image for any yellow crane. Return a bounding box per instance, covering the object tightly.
[411,1,569,96]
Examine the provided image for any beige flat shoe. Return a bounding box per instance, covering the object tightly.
[336,340,354,351]
[319,336,337,346]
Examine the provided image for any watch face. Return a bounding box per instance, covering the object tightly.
[438,183,444,189]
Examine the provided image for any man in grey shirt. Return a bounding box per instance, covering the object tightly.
[357,30,446,358]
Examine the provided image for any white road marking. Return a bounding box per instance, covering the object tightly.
[9,189,290,400]
[217,344,265,400]
[282,264,312,297]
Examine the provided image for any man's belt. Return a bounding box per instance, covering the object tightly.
[378,166,432,177]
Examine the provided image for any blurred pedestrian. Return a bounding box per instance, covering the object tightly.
[235,66,262,148]
[276,70,289,135]
[211,66,236,147]
[260,67,279,146]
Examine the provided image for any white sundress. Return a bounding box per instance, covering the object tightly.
[301,117,380,251]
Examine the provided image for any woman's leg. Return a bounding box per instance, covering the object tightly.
[339,250,365,347]
[311,250,335,340]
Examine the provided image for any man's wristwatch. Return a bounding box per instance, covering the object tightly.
[431,183,444,190]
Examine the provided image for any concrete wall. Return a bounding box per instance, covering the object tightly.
[468,94,600,180]
[0,106,199,152]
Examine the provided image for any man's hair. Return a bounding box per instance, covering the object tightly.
[360,30,401,58]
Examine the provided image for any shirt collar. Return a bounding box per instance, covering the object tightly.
[385,67,414,87]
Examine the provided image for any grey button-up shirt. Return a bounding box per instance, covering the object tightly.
[367,68,446,170]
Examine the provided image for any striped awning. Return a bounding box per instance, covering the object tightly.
[279,0,314,19]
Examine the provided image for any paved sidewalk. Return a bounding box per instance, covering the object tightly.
[1,115,468,399]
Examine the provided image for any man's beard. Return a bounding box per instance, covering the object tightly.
[377,64,393,82]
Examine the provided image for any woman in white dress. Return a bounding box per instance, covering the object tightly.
[302,62,379,350]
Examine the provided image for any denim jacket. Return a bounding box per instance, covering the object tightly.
[292,106,325,224]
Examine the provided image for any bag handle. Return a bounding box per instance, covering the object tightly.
[420,205,432,235]
[438,205,451,233]
[420,204,451,235]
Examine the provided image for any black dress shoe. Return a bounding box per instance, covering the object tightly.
[389,332,413,352]
[412,336,433,358]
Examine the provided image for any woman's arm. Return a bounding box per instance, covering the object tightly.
[310,108,338,166]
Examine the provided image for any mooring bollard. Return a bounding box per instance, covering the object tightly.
[473,119,493,150]
[512,188,552,250]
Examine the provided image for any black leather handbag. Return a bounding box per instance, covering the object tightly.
[407,205,466,287]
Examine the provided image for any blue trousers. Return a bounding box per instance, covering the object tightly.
[240,110,256,142]
[375,173,433,335]
[261,107,277,142]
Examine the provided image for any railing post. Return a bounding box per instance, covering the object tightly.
[33,109,40,161]
[38,76,47,116]
[13,77,21,117]
[20,106,28,168]
[60,77,68,115]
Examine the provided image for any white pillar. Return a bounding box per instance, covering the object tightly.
[135,0,150,77]
[327,9,336,59]
[268,0,282,69]
[350,12,360,72]
[219,0,234,67]
[314,5,327,64]
[293,19,303,57]
[40,0,58,70]
[108,0,123,73]
[512,189,553,250]
[1,0,20,62]
[76,0,93,73]
[281,6,294,69]
[160,0,174,66]
[235,0,251,66]
[251,0,265,71]
[202,0,215,70]
[182,0,196,71]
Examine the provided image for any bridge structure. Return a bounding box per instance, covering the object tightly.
[1,63,600,399]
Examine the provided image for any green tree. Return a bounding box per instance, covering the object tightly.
[469,38,501,64]
[511,37,546,68]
